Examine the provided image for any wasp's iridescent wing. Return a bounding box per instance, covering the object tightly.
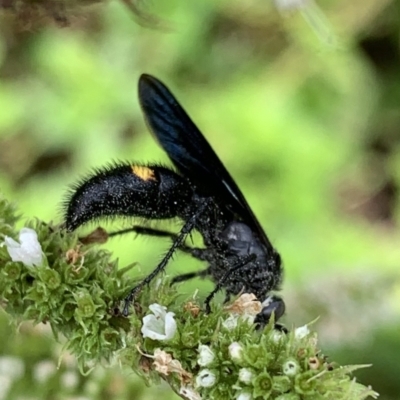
[138,74,274,250]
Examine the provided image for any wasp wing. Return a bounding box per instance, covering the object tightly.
[138,74,274,250]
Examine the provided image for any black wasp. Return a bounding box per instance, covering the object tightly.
[64,74,285,326]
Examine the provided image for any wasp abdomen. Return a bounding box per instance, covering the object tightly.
[64,163,192,231]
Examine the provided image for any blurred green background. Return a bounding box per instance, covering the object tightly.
[1,0,400,399]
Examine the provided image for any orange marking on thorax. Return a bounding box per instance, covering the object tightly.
[131,165,156,181]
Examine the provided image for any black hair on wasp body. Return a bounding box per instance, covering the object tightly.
[64,74,285,327]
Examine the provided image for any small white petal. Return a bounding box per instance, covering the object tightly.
[2,228,43,267]
[164,312,178,340]
[283,359,300,376]
[294,325,310,339]
[198,345,215,366]
[237,393,252,400]
[222,315,238,330]
[228,342,243,361]
[141,303,177,340]
[149,303,167,317]
[270,330,284,343]
[238,368,253,384]
[196,369,216,388]
[243,314,256,325]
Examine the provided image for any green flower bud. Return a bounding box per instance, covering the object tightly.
[6,286,22,306]
[243,345,271,369]
[58,300,76,321]
[273,375,292,393]
[74,291,96,318]
[294,371,318,395]
[25,281,46,303]
[100,327,119,345]
[38,268,61,290]
[3,262,21,281]
[180,325,200,347]
[252,371,273,398]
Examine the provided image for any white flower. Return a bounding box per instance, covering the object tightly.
[61,371,79,389]
[283,359,300,376]
[0,356,25,380]
[197,345,215,366]
[2,228,43,267]
[141,304,177,340]
[222,314,238,330]
[33,360,56,383]
[196,369,216,388]
[238,368,253,384]
[179,386,202,400]
[270,330,284,343]
[237,393,252,400]
[294,325,310,339]
[228,342,243,361]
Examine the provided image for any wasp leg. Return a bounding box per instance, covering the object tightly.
[123,229,222,287]
[171,267,211,284]
[122,201,209,316]
[108,226,208,259]
[109,226,176,239]
[203,254,257,314]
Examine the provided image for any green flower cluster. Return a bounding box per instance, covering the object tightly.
[0,194,378,399]
[190,327,375,400]
[133,307,376,400]
[0,195,135,370]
